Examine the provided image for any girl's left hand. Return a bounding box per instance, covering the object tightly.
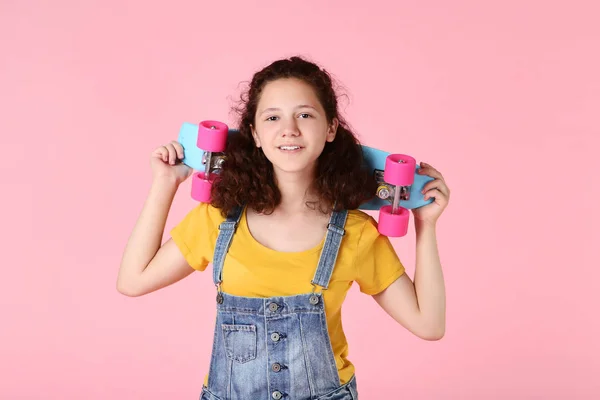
[412,162,450,226]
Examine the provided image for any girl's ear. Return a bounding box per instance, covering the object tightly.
[326,118,339,142]
[250,124,261,147]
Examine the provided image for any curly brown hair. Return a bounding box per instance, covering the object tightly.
[210,56,377,216]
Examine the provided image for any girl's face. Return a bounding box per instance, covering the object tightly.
[251,78,338,178]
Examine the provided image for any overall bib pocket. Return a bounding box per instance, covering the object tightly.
[221,324,257,363]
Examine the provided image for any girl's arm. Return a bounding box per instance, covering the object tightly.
[372,222,446,340]
[117,141,194,297]
[372,162,449,340]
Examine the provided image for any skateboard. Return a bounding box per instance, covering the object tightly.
[177,121,434,237]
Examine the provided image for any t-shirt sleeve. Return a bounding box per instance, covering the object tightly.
[354,215,406,295]
[169,202,224,271]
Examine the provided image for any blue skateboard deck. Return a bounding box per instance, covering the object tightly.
[178,122,434,211]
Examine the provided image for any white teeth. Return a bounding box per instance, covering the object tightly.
[279,146,300,150]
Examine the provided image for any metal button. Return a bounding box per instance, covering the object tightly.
[272,363,282,372]
[271,332,280,342]
[309,295,319,305]
[268,302,279,312]
[272,391,283,399]
[216,293,223,304]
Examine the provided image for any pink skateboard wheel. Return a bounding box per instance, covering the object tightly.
[378,205,409,237]
[191,172,214,202]
[383,154,416,186]
[197,120,228,152]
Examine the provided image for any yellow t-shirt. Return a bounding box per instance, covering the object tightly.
[170,202,405,386]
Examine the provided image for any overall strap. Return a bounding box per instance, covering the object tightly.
[212,205,244,287]
[311,209,349,290]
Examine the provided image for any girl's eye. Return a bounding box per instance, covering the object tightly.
[265,114,310,121]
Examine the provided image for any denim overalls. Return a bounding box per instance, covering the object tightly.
[200,206,359,400]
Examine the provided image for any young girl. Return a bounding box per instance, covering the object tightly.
[118,56,449,400]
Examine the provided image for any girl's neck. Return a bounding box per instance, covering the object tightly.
[273,169,321,215]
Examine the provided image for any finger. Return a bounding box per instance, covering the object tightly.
[419,168,444,182]
[420,161,439,170]
[419,162,444,181]
[423,188,438,201]
[161,146,169,163]
[152,146,168,162]
[171,141,185,160]
[421,179,448,196]
[424,188,448,202]
[164,143,177,165]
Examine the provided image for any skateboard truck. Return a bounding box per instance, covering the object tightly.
[202,126,217,180]
[190,121,229,202]
[374,154,418,237]
[201,128,226,177]
[375,170,411,211]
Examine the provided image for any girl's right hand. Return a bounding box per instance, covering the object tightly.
[150,141,193,185]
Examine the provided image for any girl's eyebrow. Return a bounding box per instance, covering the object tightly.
[259,105,318,115]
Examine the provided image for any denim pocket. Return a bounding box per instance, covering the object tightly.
[221,324,257,363]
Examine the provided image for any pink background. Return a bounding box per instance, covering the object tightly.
[1,1,598,399]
